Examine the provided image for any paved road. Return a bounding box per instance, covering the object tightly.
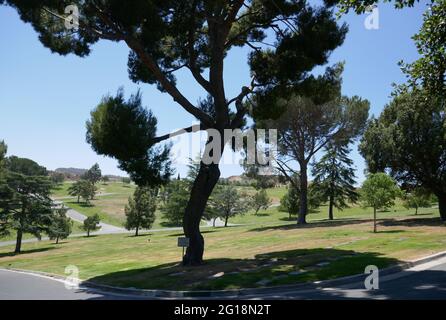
[246,257,446,300]
[1,257,445,300]
[0,269,133,300]
[65,208,125,234]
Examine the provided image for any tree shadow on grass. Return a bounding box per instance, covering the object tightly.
[253,213,270,217]
[167,230,218,237]
[87,248,401,291]
[66,201,94,208]
[0,247,56,258]
[379,217,444,228]
[83,235,99,239]
[250,218,369,232]
[373,230,407,234]
[160,221,182,228]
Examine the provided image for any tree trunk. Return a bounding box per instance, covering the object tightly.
[373,207,377,233]
[298,164,308,225]
[213,218,216,228]
[77,195,80,203]
[328,193,334,221]
[135,226,139,237]
[183,162,220,266]
[15,229,23,254]
[87,229,90,237]
[225,215,229,227]
[56,236,59,244]
[438,195,446,221]
[415,206,418,215]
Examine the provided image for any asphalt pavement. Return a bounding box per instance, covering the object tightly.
[1,256,445,300]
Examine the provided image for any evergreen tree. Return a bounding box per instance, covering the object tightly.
[79,180,97,204]
[125,187,157,236]
[48,207,73,244]
[82,214,101,237]
[0,171,54,253]
[312,143,359,220]
[161,180,190,226]
[0,141,6,164]
[68,181,83,203]
[279,183,322,220]
[83,163,102,185]
[5,0,349,265]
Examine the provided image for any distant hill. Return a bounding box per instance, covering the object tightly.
[54,168,126,181]
[55,167,88,177]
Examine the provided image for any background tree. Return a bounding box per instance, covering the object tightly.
[398,0,446,96]
[48,207,73,244]
[250,189,272,215]
[312,142,359,220]
[122,177,132,185]
[358,118,394,174]
[68,181,83,203]
[0,157,54,253]
[6,0,348,265]
[125,187,157,236]
[4,156,47,176]
[161,180,190,227]
[279,183,322,220]
[360,89,446,220]
[0,141,6,163]
[361,173,401,233]
[402,187,433,215]
[263,89,369,225]
[83,163,102,185]
[79,180,97,205]
[50,172,65,186]
[279,185,300,220]
[356,0,446,221]
[208,185,250,227]
[101,176,110,184]
[82,214,101,237]
[0,140,6,177]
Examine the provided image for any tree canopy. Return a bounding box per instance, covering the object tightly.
[4,156,48,176]
[360,88,446,220]
[125,187,157,236]
[82,163,102,185]
[312,142,359,220]
[0,170,54,253]
[208,184,250,227]
[263,89,369,224]
[4,0,350,265]
[361,173,401,232]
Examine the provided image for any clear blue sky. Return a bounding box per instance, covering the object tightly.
[0,2,428,182]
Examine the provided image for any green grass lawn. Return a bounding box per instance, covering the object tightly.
[52,181,136,200]
[0,220,85,242]
[1,209,444,291]
[53,182,434,230]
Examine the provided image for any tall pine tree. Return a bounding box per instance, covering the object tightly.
[312,142,359,220]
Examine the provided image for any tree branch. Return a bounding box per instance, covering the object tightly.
[152,125,202,144]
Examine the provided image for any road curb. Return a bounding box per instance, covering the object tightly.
[3,250,446,299]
